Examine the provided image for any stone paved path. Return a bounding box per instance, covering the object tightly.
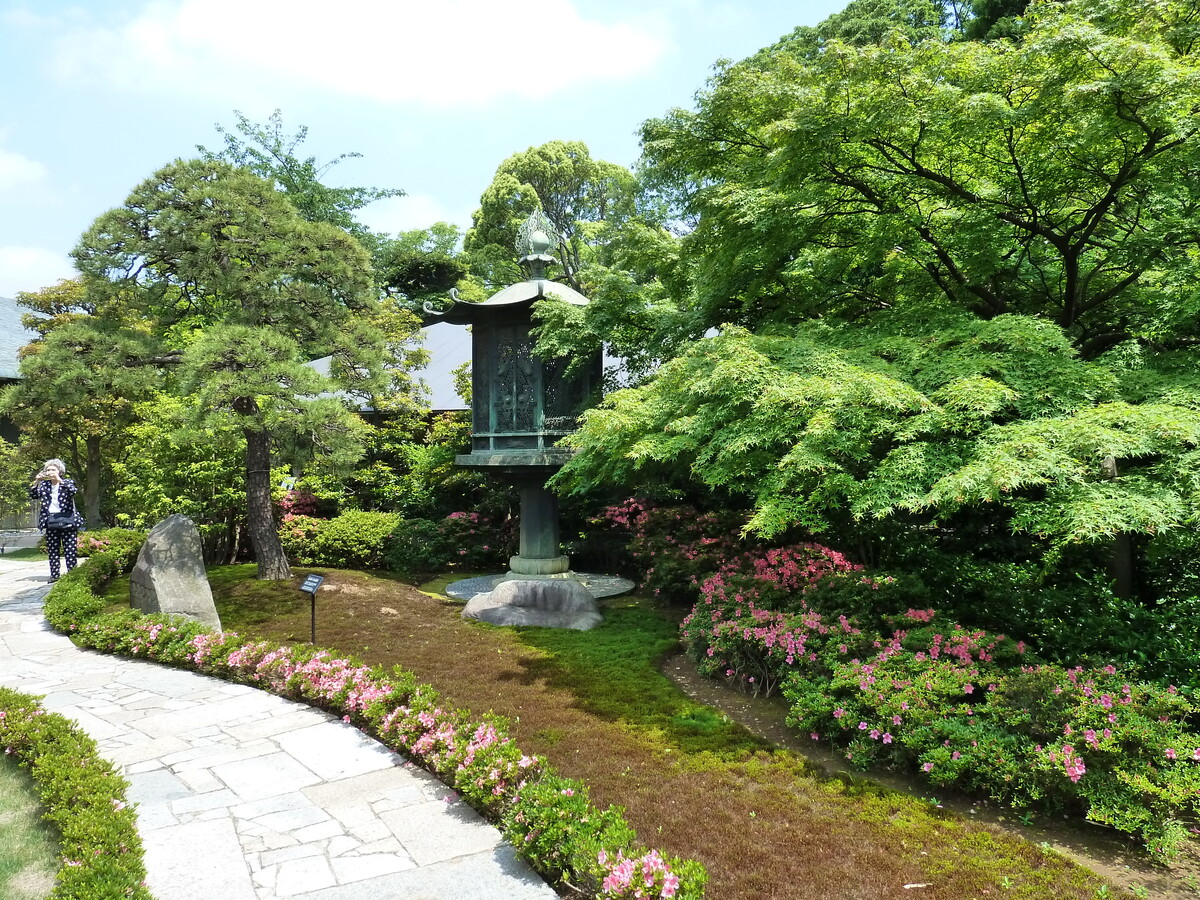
[0,558,557,900]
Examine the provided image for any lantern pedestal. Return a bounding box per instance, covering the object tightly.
[510,479,568,575]
[455,456,574,576]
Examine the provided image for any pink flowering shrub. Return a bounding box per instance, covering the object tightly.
[680,543,871,695]
[781,618,1200,856]
[501,774,706,899]
[278,488,319,519]
[58,526,145,560]
[599,849,688,899]
[652,515,1200,857]
[599,500,751,604]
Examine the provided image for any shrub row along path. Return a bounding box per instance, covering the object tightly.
[0,558,556,900]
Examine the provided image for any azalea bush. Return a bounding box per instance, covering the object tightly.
[277,508,515,574]
[680,543,875,696]
[656,514,1200,857]
[34,526,146,561]
[597,499,755,605]
[41,540,705,900]
[0,687,151,900]
[781,614,1200,857]
[76,527,146,560]
[277,510,402,568]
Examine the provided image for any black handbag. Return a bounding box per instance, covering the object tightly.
[45,506,77,530]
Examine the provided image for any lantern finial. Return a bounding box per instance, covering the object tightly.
[516,210,560,279]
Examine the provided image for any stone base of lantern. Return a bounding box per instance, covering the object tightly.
[508,554,571,576]
[445,570,636,604]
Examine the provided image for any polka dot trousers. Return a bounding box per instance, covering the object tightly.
[46,529,78,580]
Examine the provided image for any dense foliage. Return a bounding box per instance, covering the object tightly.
[275,508,514,575]
[549,0,1200,607]
[0,278,155,526]
[558,317,1200,549]
[6,114,434,578]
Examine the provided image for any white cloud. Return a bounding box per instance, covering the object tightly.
[0,247,75,298]
[49,0,670,107]
[0,149,48,192]
[355,193,473,235]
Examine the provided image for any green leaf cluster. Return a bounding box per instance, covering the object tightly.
[557,314,1200,549]
[641,0,1200,352]
[543,0,1200,600]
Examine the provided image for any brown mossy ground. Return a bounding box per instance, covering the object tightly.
[175,565,1199,899]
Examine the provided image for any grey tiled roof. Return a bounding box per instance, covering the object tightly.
[421,322,470,411]
[0,296,473,413]
[306,323,471,414]
[0,296,39,381]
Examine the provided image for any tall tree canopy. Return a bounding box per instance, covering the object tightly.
[1,278,155,524]
[198,110,404,249]
[376,223,473,311]
[640,0,1200,354]
[553,0,1200,596]
[74,158,401,579]
[464,140,641,291]
[464,140,692,386]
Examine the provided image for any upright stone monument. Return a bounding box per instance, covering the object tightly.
[130,514,221,630]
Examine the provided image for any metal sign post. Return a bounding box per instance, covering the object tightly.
[299,574,325,644]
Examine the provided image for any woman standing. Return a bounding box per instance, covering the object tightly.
[29,458,84,582]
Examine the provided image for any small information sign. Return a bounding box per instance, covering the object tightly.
[299,574,325,643]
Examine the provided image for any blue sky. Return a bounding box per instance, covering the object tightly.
[0,0,848,299]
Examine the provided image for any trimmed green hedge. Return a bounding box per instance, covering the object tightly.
[0,687,151,899]
[277,510,514,576]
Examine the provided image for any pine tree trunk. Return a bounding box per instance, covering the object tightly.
[84,434,102,527]
[244,426,291,580]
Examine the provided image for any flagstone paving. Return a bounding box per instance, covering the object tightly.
[0,557,556,900]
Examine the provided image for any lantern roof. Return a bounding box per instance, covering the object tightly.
[423,211,590,325]
[423,278,589,325]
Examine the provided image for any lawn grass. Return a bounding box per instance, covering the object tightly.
[0,756,59,900]
[0,548,44,561]
[204,565,1112,900]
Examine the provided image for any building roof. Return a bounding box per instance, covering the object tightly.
[307,323,471,413]
[0,294,471,412]
[420,322,470,411]
[0,296,39,381]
